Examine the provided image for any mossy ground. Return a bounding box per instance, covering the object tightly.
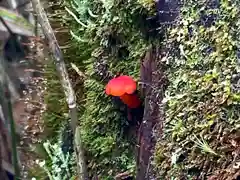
[37,0,240,179]
[154,1,240,179]
[62,0,155,179]
[35,0,152,179]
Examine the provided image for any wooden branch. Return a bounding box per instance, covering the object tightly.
[114,171,132,179]
[31,0,88,179]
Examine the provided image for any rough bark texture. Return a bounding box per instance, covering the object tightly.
[135,1,180,178]
[136,46,167,180]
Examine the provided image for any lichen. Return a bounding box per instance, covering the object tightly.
[153,0,240,179]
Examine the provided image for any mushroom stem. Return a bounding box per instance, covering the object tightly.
[119,93,141,109]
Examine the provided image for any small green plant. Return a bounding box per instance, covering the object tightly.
[192,134,218,156]
[36,140,76,180]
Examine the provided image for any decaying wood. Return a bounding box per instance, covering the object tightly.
[31,0,88,179]
[136,0,179,177]
[136,46,167,180]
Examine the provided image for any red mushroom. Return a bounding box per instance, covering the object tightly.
[105,75,141,108]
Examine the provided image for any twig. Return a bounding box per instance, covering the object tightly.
[70,63,87,79]
[31,0,88,179]
[114,171,131,179]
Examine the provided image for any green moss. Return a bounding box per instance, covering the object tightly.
[64,0,155,178]
[153,0,240,179]
[43,61,68,140]
[41,0,240,179]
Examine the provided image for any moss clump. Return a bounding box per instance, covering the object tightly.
[43,60,68,139]
[41,0,240,179]
[153,0,240,179]
[64,0,156,178]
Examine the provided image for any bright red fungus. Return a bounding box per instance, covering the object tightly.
[105,75,141,108]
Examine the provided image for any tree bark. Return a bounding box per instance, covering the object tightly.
[31,0,88,179]
[137,46,167,180]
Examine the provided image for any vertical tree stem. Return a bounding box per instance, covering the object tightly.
[31,0,88,179]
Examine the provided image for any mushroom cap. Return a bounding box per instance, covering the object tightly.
[105,75,137,96]
[120,93,141,108]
